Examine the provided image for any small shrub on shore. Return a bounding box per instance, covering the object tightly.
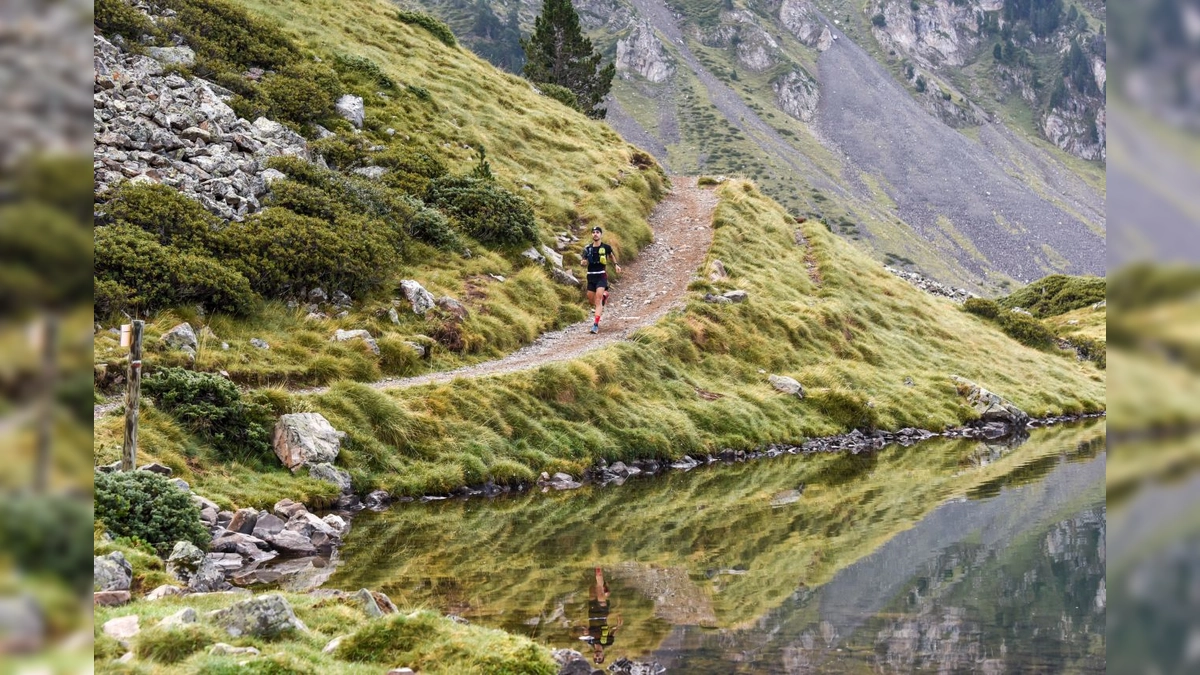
[143,367,274,461]
[963,297,1000,319]
[998,274,1105,317]
[94,471,209,553]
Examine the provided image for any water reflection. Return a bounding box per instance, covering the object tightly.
[330,422,1105,672]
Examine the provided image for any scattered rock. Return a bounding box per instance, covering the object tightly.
[272,499,309,520]
[209,643,261,656]
[0,597,44,652]
[250,338,270,350]
[273,413,343,470]
[950,376,1029,428]
[208,594,306,638]
[335,94,365,128]
[157,607,197,628]
[540,245,564,268]
[94,551,133,592]
[354,588,385,618]
[363,489,392,509]
[722,289,748,303]
[400,279,436,315]
[703,293,732,304]
[332,328,380,355]
[387,307,401,324]
[162,322,198,352]
[521,247,546,265]
[322,513,349,536]
[308,463,353,494]
[768,374,805,398]
[323,635,346,654]
[551,267,581,286]
[146,585,185,601]
[251,513,286,539]
[353,166,388,180]
[93,591,131,607]
[167,541,229,592]
[886,267,976,303]
[138,462,172,476]
[332,290,353,307]
[710,259,728,280]
[103,615,140,644]
[435,296,469,320]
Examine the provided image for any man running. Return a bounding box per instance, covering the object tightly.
[580,227,621,334]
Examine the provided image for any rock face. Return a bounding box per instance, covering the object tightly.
[773,70,820,123]
[208,594,306,638]
[779,0,825,46]
[616,22,675,83]
[94,552,133,592]
[273,413,342,470]
[93,35,308,221]
[400,279,436,315]
[951,376,1029,428]
[705,11,779,72]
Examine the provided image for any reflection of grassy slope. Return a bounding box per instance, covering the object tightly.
[111,180,1105,507]
[330,423,1104,647]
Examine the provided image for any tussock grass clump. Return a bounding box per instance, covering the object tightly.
[336,611,556,674]
[997,274,1105,317]
[134,625,225,664]
[396,10,457,47]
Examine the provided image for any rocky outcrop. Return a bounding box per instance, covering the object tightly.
[872,0,983,68]
[1043,104,1105,162]
[885,266,975,302]
[705,11,780,72]
[93,34,308,222]
[272,413,343,471]
[778,0,824,47]
[616,22,675,83]
[773,69,820,123]
[166,541,230,593]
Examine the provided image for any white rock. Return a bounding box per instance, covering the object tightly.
[273,413,343,470]
[102,615,140,643]
[400,279,435,315]
[336,95,365,128]
[768,374,805,398]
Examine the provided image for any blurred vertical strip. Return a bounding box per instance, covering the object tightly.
[0,0,96,670]
[1108,0,1200,671]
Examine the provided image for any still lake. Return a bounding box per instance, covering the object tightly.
[328,421,1105,673]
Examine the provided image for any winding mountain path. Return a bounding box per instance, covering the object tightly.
[94,177,717,418]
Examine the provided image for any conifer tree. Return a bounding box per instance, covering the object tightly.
[521,0,615,118]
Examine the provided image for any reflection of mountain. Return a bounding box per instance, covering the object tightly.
[329,423,1103,665]
[645,450,1106,673]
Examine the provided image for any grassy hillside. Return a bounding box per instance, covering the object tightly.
[97,176,1104,507]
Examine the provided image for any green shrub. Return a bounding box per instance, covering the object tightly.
[0,204,94,314]
[537,82,578,110]
[425,176,538,246]
[143,367,273,461]
[100,182,225,253]
[0,496,93,592]
[997,274,1106,317]
[162,0,300,76]
[94,225,257,315]
[404,198,460,249]
[396,10,457,47]
[310,136,368,171]
[333,53,397,89]
[376,149,448,196]
[1071,336,1106,368]
[962,297,1000,319]
[915,75,927,93]
[996,311,1055,348]
[96,0,158,41]
[260,61,342,126]
[94,471,209,554]
[1108,263,1200,310]
[872,13,887,26]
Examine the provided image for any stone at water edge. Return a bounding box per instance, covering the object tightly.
[768,374,805,398]
[272,413,343,470]
[950,376,1029,427]
[227,508,259,535]
[309,463,353,494]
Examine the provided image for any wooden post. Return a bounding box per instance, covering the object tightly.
[33,315,57,493]
[121,320,144,472]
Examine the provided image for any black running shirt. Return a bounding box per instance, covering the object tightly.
[583,243,614,276]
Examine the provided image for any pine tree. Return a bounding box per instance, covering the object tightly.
[521,0,615,119]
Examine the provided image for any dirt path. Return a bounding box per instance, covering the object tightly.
[94,177,717,418]
[334,176,718,393]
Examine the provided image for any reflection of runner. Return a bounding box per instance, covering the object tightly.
[577,566,622,663]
